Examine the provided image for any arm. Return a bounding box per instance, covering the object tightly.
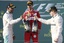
[5,14,21,25]
[22,12,27,20]
[9,18,21,25]
[37,12,42,30]
[37,18,52,25]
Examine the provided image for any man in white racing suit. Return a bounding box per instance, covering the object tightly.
[35,6,63,43]
[3,3,22,43]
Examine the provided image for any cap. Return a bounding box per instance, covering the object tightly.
[27,1,33,6]
[7,3,16,9]
[49,6,57,12]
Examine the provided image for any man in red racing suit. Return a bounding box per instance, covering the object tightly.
[22,1,42,43]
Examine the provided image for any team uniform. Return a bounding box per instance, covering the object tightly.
[37,13,63,43]
[3,11,21,43]
[23,10,42,43]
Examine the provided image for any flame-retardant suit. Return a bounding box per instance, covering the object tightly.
[37,14,63,43]
[3,11,21,43]
[23,10,42,43]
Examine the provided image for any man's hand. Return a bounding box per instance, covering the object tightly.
[34,16,38,20]
[54,38,58,42]
[25,16,28,20]
[20,15,22,19]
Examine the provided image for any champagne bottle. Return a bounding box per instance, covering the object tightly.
[22,20,30,32]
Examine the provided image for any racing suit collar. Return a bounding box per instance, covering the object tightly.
[6,10,10,14]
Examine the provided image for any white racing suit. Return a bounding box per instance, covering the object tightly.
[3,11,21,43]
[37,14,63,43]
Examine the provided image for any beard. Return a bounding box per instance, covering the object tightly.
[9,11,13,13]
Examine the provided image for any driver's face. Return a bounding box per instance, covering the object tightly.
[27,5,33,10]
[8,7,14,13]
[50,11,55,16]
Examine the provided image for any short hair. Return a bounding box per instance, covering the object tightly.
[27,1,33,6]
[49,6,57,12]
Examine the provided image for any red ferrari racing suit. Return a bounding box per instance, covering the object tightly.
[22,9,42,43]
